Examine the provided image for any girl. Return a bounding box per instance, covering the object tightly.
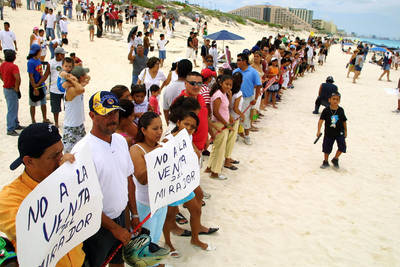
[206,75,233,180]
[117,99,138,147]
[162,112,217,256]
[131,84,152,125]
[87,13,95,41]
[38,29,47,62]
[149,84,161,115]
[266,58,280,109]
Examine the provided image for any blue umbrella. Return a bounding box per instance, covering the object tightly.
[204,30,245,41]
[370,47,387,52]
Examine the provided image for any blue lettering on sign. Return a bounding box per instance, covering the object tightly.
[27,196,48,231]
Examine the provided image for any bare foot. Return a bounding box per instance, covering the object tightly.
[273,105,278,109]
[191,239,208,250]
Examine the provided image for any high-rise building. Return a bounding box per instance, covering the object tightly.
[312,19,337,34]
[229,5,312,30]
[289,8,313,25]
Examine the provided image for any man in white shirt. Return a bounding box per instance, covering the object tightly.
[59,15,68,38]
[0,22,17,56]
[72,91,138,267]
[44,8,56,40]
[157,33,169,67]
[48,47,66,128]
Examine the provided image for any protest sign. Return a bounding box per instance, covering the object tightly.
[16,143,103,267]
[145,129,200,215]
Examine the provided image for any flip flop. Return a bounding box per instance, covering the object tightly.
[175,213,188,225]
[179,229,192,237]
[224,165,238,170]
[230,160,240,164]
[169,250,181,258]
[205,243,216,251]
[210,174,227,180]
[199,227,219,235]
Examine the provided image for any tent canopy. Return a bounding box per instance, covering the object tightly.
[204,30,245,41]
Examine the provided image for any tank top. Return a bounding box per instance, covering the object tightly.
[64,94,85,127]
[133,144,150,206]
[32,34,40,45]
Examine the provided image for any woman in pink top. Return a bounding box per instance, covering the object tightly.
[205,75,233,180]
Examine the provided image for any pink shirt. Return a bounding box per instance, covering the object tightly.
[211,90,229,123]
[149,95,160,115]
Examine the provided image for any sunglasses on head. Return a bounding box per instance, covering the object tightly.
[187,81,203,87]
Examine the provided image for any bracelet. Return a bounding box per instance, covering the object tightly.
[132,214,139,219]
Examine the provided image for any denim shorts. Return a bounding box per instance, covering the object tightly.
[159,50,166,59]
[322,135,346,154]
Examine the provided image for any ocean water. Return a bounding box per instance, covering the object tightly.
[359,38,400,49]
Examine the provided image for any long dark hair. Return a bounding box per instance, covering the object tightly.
[135,112,159,143]
[118,99,134,122]
[172,111,199,133]
[231,72,242,95]
[169,95,200,123]
[210,74,232,97]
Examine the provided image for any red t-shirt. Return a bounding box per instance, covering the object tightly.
[152,11,159,19]
[0,62,19,89]
[179,90,208,150]
[149,95,160,115]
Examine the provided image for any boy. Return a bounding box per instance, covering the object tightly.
[317,92,347,169]
[157,34,169,67]
[62,66,90,152]
[131,84,151,125]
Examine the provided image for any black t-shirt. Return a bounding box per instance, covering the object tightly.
[274,39,282,48]
[187,36,193,48]
[320,106,347,137]
[201,45,209,57]
[320,83,338,102]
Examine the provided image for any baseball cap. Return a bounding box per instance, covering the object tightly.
[271,57,278,62]
[242,49,251,55]
[71,66,89,78]
[201,68,216,79]
[54,47,67,55]
[326,76,334,83]
[89,91,124,115]
[33,26,39,31]
[290,44,296,49]
[10,123,61,170]
[29,44,41,55]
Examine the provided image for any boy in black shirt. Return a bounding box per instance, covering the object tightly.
[317,92,347,169]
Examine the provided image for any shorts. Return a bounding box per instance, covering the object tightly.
[186,47,195,59]
[117,19,123,24]
[29,93,46,106]
[354,65,362,72]
[322,135,346,154]
[136,201,167,244]
[383,63,390,71]
[267,83,280,92]
[169,192,195,207]
[50,92,64,113]
[110,19,116,27]
[83,211,126,266]
[241,96,254,130]
[76,11,81,16]
[307,57,312,65]
[63,124,86,153]
[159,50,166,59]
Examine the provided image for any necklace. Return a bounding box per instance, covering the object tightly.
[330,108,338,128]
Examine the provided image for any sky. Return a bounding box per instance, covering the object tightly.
[189,0,400,39]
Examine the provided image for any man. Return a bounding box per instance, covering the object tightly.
[162,59,192,124]
[44,8,56,40]
[72,91,137,267]
[0,123,85,266]
[48,47,66,128]
[312,76,338,114]
[200,39,210,66]
[0,0,4,20]
[49,37,68,59]
[233,53,262,145]
[128,44,147,86]
[186,32,198,67]
[0,50,24,136]
[0,22,17,56]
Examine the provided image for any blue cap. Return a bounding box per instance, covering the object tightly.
[242,49,251,55]
[290,44,296,49]
[29,44,41,55]
[251,45,260,53]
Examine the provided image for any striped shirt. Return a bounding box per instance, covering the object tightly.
[200,84,210,105]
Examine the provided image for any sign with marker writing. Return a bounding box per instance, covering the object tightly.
[145,129,200,215]
[16,144,103,267]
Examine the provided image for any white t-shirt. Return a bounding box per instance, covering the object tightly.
[59,19,68,33]
[307,45,313,58]
[72,133,134,219]
[157,39,168,51]
[64,93,85,127]
[48,58,63,94]
[45,14,57,29]
[0,30,16,51]
[230,91,243,120]
[132,36,143,48]
[138,68,166,95]
[162,80,185,110]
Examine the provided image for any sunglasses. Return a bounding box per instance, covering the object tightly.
[187,81,203,87]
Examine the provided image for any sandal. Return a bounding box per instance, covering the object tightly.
[169,250,181,258]
[230,160,240,164]
[199,227,219,235]
[175,213,188,225]
[224,165,238,170]
[178,229,192,237]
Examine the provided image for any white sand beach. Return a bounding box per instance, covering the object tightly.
[1,3,400,267]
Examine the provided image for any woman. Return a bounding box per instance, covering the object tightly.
[162,61,178,87]
[117,99,138,147]
[29,27,40,47]
[130,112,168,254]
[352,51,364,84]
[251,51,267,114]
[87,13,95,41]
[138,57,167,97]
[209,41,218,70]
[346,49,357,78]
[96,11,103,38]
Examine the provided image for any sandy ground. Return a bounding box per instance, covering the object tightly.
[1,3,400,267]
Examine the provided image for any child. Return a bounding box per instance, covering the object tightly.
[317,92,347,169]
[57,57,75,93]
[205,75,234,180]
[148,84,161,115]
[131,84,151,125]
[266,58,280,109]
[62,66,90,152]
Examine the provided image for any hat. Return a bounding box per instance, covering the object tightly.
[33,26,39,31]
[290,44,296,49]
[242,49,251,55]
[71,66,89,78]
[29,44,41,55]
[326,76,334,83]
[54,47,67,55]
[271,57,278,62]
[201,68,216,79]
[61,15,67,19]
[10,123,61,170]
[251,45,260,53]
[89,91,124,115]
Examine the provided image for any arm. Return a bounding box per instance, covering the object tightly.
[163,109,169,126]
[130,146,148,185]
[101,212,131,245]
[318,84,322,96]
[127,176,140,231]
[64,80,85,101]
[343,121,347,138]
[233,97,244,120]
[13,72,21,92]
[317,119,324,136]
[128,46,135,62]
[212,98,229,126]
[36,63,51,84]
[250,85,262,105]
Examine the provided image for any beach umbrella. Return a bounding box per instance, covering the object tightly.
[370,47,387,52]
[204,30,245,50]
[127,26,138,43]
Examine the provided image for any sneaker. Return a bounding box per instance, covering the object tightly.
[320,160,330,169]
[15,125,26,130]
[331,158,339,169]
[312,111,319,114]
[244,136,252,145]
[7,130,19,136]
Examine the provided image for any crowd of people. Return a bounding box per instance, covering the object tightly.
[0,1,398,267]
